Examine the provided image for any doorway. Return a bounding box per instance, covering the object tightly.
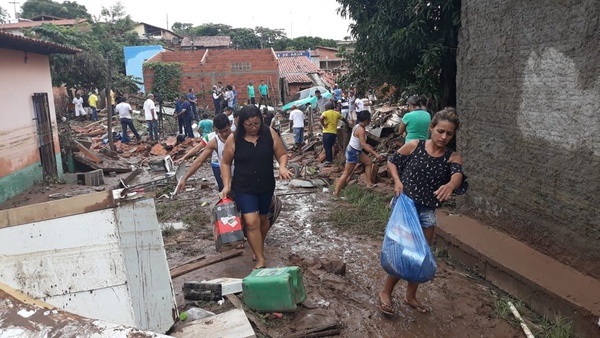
[32,93,58,178]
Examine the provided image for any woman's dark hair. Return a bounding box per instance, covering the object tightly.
[357,110,371,123]
[431,107,460,131]
[226,84,233,91]
[235,105,263,138]
[201,113,208,120]
[213,113,230,130]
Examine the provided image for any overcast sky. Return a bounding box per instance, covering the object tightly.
[2,0,353,40]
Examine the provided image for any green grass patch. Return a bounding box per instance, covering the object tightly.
[329,184,391,238]
[492,296,521,327]
[535,315,575,338]
[155,201,184,223]
[182,208,209,230]
[162,225,176,237]
[489,291,575,338]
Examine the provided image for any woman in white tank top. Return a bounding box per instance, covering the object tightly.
[333,111,384,198]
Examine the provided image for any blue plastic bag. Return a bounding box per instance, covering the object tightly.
[380,194,437,283]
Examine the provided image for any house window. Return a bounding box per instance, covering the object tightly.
[232,62,251,71]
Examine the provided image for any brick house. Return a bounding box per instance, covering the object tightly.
[0,31,79,202]
[311,46,344,72]
[278,55,325,103]
[143,49,279,110]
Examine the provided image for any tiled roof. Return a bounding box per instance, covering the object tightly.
[0,31,80,54]
[0,19,87,30]
[284,73,312,84]
[278,56,321,74]
[320,71,337,88]
[181,36,231,47]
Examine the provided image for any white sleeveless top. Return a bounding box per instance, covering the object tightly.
[215,134,226,162]
[348,124,362,151]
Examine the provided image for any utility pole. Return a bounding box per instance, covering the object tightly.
[105,57,116,151]
[8,1,19,20]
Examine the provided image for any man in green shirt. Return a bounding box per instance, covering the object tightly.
[247,81,256,105]
[258,80,270,109]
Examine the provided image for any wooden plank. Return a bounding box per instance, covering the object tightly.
[225,294,270,336]
[0,281,55,309]
[169,255,206,271]
[75,140,103,164]
[170,251,242,278]
[0,190,114,229]
[287,323,341,338]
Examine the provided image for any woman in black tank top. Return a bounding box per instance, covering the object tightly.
[378,108,468,315]
[220,105,291,270]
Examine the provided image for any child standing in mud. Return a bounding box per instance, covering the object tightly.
[378,108,467,315]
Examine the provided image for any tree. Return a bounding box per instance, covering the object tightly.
[192,23,232,36]
[336,0,460,108]
[230,28,260,49]
[25,2,152,92]
[273,36,337,51]
[21,0,92,20]
[171,22,193,36]
[29,24,107,89]
[0,6,9,23]
[254,26,286,48]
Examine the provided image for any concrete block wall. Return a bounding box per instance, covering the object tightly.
[457,0,600,277]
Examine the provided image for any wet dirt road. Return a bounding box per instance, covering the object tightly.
[164,168,520,338]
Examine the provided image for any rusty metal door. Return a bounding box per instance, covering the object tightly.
[32,93,58,178]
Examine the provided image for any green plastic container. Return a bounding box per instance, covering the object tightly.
[242,266,306,312]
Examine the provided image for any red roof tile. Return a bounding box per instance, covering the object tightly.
[0,19,88,30]
[0,31,80,54]
[278,56,320,74]
[284,73,312,84]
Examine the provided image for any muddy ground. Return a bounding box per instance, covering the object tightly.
[159,163,521,338]
[0,116,524,337]
[0,160,523,337]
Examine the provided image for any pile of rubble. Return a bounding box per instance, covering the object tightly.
[67,116,203,174]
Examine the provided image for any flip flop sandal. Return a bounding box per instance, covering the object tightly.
[403,299,431,314]
[378,294,395,315]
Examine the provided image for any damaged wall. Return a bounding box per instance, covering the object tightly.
[457,0,600,276]
[0,48,62,202]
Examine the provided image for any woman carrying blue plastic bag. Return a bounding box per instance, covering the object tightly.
[378,108,468,315]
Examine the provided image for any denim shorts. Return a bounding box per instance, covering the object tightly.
[345,146,362,164]
[390,197,437,228]
[235,191,274,215]
[293,127,304,144]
